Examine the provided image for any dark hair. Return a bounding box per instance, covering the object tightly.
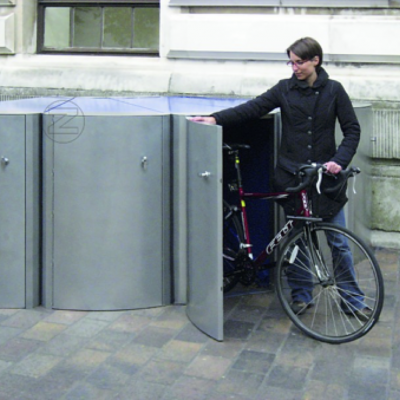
[286,37,323,68]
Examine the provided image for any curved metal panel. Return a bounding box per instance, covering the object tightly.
[186,119,223,341]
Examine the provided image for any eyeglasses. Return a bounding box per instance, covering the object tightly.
[287,59,310,68]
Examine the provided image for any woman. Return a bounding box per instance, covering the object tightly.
[192,37,371,319]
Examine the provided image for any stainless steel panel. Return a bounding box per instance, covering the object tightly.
[24,114,41,308]
[43,115,169,310]
[171,115,188,305]
[186,119,223,341]
[0,116,26,307]
[336,104,373,245]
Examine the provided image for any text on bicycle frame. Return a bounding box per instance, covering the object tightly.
[265,220,294,254]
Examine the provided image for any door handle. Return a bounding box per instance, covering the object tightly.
[141,156,148,170]
[1,157,9,167]
[199,171,211,178]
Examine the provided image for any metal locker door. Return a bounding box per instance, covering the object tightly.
[0,116,26,307]
[186,119,223,341]
[43,114,168,310]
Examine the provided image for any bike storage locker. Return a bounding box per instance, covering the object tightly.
[0,98,373,342]
[0,113,40,308]
[42,106,171,310]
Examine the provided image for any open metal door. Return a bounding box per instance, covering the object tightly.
[186,119,223,341]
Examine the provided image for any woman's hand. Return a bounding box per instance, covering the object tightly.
[189,116,217,125]
[324,161,342,174]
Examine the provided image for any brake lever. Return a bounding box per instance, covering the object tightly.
[315,166,324,195]
[352,173,357,194]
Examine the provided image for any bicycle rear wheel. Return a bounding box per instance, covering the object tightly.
[223,201,244,293]
[276,222,384,344]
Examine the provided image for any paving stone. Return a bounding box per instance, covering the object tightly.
[0,326,23,345]
[1,309,51,329]
[302,380,346,400]
[162,375,217,400]
[257,315,292,335]
[113,379,167,400]
[157,339,204,362]
[357,323,393,358]
[85,310,127,322]
[216,369,264,397]
[111,342,158,367]
[0,337,42,362]
[66,348,111,373]
[388,390,400,400]
[228,304,266,324]
[0,309,19,317]
[254,385,303,400]
[224,320,255,340]
[223,296,242,316]
[28,374,76,400]
[108,314,152,334]
[63,319,109,338]
[274,345,314,368]
[264,365,309,391]
[0,248,396,400]
[45,361,89,386]
[175,323,211,344]
[43,310,88,325]
[390,368,400,391]
[240,292,275,308]
[347,382,387,400]
[211,394,253,400]
[202,338,244,358]
[132,326,177,348]
[9,352,62,378]
[85,329,133,352]
[0,373,39,400]
[139,359,187,385]
[38,333,88,357]
[86,363,131,390]
[64,381,116,400]
[245,330,287,354]
[0,359,12,374]
[20,321,67,341]
[185,354,232,380]
[149,306,189,331]
[232,350,275,375]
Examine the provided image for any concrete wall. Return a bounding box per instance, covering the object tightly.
[0,0,399,248]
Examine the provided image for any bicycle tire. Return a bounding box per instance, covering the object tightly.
[223,201,245,293]
[275,222,384,344]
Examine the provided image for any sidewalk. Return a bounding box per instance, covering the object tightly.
[0,248,398,400]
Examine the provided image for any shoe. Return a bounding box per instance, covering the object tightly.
[345,307,373,322]
[290,301,312,315]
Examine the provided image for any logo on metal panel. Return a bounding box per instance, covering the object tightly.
[44,100,85,144]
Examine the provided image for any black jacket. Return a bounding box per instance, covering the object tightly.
[212,68,361,218]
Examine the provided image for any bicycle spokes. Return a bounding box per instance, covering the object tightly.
[276,223,384,343]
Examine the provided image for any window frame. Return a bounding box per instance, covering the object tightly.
[168,0,390,7]
[37,1,160,56]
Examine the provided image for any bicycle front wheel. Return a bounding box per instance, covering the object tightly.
[276,223,384,344]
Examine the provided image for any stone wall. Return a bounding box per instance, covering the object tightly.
[0,0,399,248]
[371,108,400,248]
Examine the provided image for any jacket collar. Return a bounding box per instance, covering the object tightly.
[289,67,329,90]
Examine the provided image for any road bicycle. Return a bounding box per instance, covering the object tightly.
[223,143,384,344]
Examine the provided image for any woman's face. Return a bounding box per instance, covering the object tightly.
[288,51,320,86]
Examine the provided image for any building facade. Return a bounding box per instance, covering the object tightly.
[0,0,399,248]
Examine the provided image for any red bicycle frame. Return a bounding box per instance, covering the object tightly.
[232,151,313,267]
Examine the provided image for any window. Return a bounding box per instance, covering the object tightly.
[38,1,160,55]
[168,0,389,6]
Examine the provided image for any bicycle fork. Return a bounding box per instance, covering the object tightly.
[303,223,333,286]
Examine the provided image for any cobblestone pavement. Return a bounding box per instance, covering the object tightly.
[0,248,398,400]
